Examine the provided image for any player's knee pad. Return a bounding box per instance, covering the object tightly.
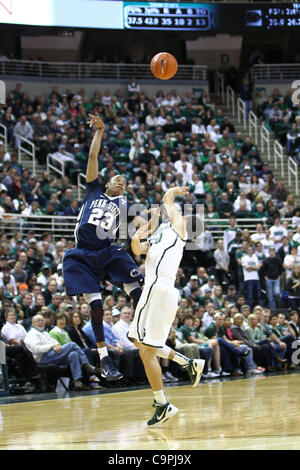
[123,282,141,297]
[83,292,102,304]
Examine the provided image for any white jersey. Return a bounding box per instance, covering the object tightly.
[144,222,187,285]
[129,222,187,348]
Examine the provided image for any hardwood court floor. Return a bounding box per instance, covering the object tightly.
[0,373,300,450]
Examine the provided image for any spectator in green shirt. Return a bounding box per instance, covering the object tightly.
[244,314,264,343]
[245,313,288,367]
[49,312,102,388]
[235,240,248,294]
[216,129,234,150]
[49,312,72,345]
[179,313,215,376]
[269,314,295,364]
[277,313,296,338]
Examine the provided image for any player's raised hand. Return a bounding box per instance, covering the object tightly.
[171,186,190,197]
[146,207,161,218]
[86,114,105,131]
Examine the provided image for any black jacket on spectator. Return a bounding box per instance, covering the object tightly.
[66,325,95,349]
[20,303,33,319]
[217,200,233,217]
[64,206,80,217]
[42,288,53,306]
[288,321,299,337]
[26,256,41,275]
[260,256,283,279]
[287,276,300,297]
[231,325,255,348]
[276,245,290,263]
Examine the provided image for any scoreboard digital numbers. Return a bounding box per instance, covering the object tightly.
[263,4,300,30]
[124,2,216,31]
[123,1,300,32]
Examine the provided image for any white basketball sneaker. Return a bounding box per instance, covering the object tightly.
[181,358,205,387]
[147,401,179,427]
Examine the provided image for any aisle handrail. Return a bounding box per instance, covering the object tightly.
[18,136,36,174]
[260,124,271,162]
[288,157,299,195]
[237,97,247,130]
[274,139,285,178]
[226,86,235,118]
[248,110,258,145]
[46,153,65,178]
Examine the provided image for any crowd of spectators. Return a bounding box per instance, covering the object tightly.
[255,86,300,164]
[0,80,300,393]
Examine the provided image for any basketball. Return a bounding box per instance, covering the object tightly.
[150,52,178,80]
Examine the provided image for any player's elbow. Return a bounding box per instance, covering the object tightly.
[88,151,98,160]
[131,241,142,256]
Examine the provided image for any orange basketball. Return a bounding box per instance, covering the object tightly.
[150,52,178,80]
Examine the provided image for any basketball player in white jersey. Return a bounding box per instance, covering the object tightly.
[129,186,204,427]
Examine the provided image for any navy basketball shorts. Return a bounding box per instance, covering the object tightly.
[62,245,143,295]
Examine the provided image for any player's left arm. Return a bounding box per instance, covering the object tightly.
[162,186,189,240]
[86,114,105,183]
[131,224,150,255]
[131,208,161,255]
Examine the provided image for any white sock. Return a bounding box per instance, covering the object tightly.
[98,346,108,360]
[154,389,167,405]
[172,351,190,367]
[156,346,189,367]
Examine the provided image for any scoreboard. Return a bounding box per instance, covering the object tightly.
[124,2,300,32]
[124,4,216,31]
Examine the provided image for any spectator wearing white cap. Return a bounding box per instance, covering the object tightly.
[183,275,199,297]
[111,308,121,325]
[53,263,64,290]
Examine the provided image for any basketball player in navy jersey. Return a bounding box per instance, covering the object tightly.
[63,114,144,381]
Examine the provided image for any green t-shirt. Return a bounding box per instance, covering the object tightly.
[47,302,59,312]
[49,327,72,346]
[179,325,210,347]
[180,325,197,342]
[204,322,226,339]
[277,324,290,336]
[271,326,282,339]
[217,136,234,150]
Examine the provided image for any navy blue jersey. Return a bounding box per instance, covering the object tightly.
[75,178,132,250]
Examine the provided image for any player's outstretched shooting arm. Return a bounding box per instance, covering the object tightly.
[86,114,105,183]
[162,186,189,240]
[131,208,160,255]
